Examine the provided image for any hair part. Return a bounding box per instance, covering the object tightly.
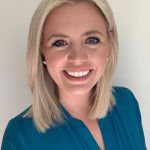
[25,0,119,133]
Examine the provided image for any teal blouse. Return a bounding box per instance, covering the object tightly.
[1,87,147,150]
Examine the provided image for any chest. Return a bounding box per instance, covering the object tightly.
[83,120,105,150]
[23,112,146,150]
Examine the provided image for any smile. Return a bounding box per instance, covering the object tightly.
[63,69,93,82]
[65,70,90,77]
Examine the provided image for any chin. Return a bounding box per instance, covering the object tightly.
[65,86,93,96]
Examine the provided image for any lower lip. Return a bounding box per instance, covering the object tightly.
[63,69,93,82]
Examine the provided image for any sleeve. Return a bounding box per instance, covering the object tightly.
[1,119,17,150]
[126,88,147,149]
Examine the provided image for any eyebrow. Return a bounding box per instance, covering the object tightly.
[47,30,105,41]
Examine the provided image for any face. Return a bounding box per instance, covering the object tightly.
[42,2,111,97]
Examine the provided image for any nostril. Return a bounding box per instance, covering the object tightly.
[68,49,88,59]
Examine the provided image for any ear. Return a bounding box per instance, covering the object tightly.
[107,31,113,57]
[40,45,46,61]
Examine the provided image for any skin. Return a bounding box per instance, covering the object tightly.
[42,2,111,119]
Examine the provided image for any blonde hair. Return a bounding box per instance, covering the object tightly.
[25,0,119,132]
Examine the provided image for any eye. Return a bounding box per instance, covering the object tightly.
[51,40,68,47]
[86,37,100,45]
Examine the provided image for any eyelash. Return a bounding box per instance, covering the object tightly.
[51,37,100,47]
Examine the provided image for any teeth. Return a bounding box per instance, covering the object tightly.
[66,70,90,77]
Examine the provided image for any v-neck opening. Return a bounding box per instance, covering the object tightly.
[82,120,104,150]
[59,103,108,150]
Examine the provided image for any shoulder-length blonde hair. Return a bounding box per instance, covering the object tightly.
[25,0,119,132]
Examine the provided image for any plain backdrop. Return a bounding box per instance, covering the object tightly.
[0,0,150,148]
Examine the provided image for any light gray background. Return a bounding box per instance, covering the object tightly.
[0,0,150,148]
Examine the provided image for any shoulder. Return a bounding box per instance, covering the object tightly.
[111,86,142,122]
[1,106,35,150]
[111,86,147,148]
[112,86,139,110]
[6,106,33,131]
[111,86,144,129]
[112,86,136,100]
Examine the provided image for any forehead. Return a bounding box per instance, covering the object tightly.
[43,2,107,36]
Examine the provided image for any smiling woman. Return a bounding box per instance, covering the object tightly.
[1,0,147,150]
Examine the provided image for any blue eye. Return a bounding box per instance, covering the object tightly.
[86,37,100,44]
[52,40,67,47]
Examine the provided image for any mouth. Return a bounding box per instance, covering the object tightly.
[62,69,94,82]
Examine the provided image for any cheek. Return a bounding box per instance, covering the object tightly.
[94,56,107,69]
[93,53,108,79]
[91,49,109,65]
[45,52,65,74]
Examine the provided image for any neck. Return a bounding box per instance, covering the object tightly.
[58,90,92,120]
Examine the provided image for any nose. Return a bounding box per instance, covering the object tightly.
[68,45,88,63]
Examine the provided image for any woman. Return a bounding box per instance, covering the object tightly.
[1,0,147,149]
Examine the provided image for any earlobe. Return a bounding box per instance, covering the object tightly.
[43,61,47,65]
[40,46,46,64]
[41,54,47,65]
